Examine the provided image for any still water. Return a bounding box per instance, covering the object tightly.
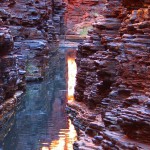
[0,45,77,150]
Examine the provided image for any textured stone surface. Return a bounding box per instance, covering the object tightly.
[0,0,150,149]
[0,0,66,132]
[68,0,150,149]
[0,0,66,79]
[64,0,100,37]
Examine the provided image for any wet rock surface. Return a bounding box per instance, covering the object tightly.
[67,0,150,149]
[0,0,66,134]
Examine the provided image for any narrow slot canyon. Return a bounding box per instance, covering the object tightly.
[0,0,150,150]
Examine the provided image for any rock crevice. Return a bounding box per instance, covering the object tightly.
[68,0,150,149]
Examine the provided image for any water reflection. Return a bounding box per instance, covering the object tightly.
[41,119,76,150]
[49,120,76,150]
[0,46,77,150]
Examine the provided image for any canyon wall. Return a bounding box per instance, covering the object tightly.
[64,0,100,38]
[68,0,150,149]
[0,0,65,133]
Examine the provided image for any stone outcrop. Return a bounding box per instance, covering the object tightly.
[0,27,24,133]
[64,0,100,38]
[0,0,66,133]
[67,0,150,149]
[0,0,66,80]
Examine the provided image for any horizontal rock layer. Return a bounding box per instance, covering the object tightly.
[64,0,100,36]
[0,0,66,133]
[69,0,150,149]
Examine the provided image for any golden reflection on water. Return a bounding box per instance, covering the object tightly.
[41,120,77,150]
[42,147,49,150]
[41,50,77,150]
[67,56,77,101]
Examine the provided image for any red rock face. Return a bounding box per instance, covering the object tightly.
[67,0,150,149]
[64,0,100,36]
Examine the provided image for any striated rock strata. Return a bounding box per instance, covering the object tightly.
[67,0,150,149]
[64,0,100,40]
[0,0,66,134]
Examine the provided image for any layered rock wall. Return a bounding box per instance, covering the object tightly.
[68,0,150,149]
[64,0,100,35]
[0,0,65,132]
